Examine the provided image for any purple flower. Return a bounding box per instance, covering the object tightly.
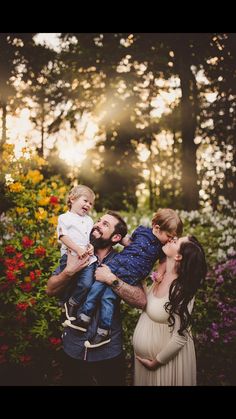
[151,271,160,282]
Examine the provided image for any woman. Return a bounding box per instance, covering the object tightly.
[133,235,207,386]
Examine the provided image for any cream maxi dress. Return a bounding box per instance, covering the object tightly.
[133,285,196,386]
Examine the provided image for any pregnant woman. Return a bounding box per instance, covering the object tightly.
[133,235,207,386]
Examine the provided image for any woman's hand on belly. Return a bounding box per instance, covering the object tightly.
[135,355,162,370]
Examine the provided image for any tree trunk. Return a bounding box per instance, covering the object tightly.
[148,144,155,210]
[1,102,7,148]
[175,39,199,210]
[38,102,45,157]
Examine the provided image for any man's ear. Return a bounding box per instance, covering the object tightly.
[153,224,160,230]
[111,234,122,244]
[174,254,182,261]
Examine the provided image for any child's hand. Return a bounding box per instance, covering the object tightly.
[87,244,94,256]
[76,246,87,259]
[151,260,167,282]
[151,271,164,283]
[121,235,131,246]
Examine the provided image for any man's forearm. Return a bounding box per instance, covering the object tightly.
[46,270,72,296]
[113,279,146,310]
[46,253,90,297]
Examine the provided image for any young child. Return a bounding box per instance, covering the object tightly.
[64,208,183,349]
[57,185,97,320]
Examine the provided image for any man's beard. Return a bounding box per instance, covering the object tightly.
[90,228,114,250]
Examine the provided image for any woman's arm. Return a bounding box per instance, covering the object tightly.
[46,252,90,296]
[155,299,194,364]
[95,265,147,310]
[136,299,195,369]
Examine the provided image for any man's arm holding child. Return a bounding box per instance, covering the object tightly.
[95,265,146,310]
[46,252,90,296]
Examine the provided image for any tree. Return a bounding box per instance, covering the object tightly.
[199,33,236,208]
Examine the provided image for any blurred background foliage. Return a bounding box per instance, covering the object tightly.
[0,33,235,385]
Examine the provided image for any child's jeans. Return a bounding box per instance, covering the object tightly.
[80,281,117,330]
[59,254,96,306]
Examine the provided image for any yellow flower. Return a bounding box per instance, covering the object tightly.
[34,156,47,167]
[48,216,58,226]
[51,182,58,189]
[38,197,50,206]
[49,235,57,245]
[35,207,48,220]
[58,186,67,197]
[16,207,28,214]
[24,276,31,283]
[53,205,62,214]
[26,169,43,184]
[8,182,25,193]
[38,187,47,197]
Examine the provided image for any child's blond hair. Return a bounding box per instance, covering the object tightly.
[67,185,95,209]
[152,208,183,237]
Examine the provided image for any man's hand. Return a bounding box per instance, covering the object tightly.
[65,251,90,277]
[135,355,161,370]
[95,264,116,285]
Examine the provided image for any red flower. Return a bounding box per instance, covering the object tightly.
[29,271,36,281]
[5,245,16,254]
[34,246,46,257]
[5,258,17,269]
[6,271,16,282]
[50,195,59,205]
[49,337,61,346]
[22,236,34,248]
[16,253,23,259]
[17,260,25,269]
[19,283,32,293]
[19,355,32,365]
[35,270,41,277]
[16,302,29,311]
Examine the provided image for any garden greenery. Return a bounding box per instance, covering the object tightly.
[0,144,235,385]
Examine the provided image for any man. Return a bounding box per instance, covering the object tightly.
[46,211,146,386]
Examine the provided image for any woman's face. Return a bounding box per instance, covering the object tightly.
[162,236,189,258]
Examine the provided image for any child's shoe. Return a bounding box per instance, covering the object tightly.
[64,301,78,321]
[84,330,111,348]
[63,316,90,332]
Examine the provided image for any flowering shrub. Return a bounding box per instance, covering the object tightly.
[0,145,235,385]
[193,255,236,385]
[0,144,67,379]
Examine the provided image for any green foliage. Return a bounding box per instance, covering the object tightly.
[0,144,65,368]
[0,145,235,385]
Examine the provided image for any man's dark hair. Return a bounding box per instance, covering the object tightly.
[107,210,127,239]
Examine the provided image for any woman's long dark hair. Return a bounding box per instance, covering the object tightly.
[164,236,207,335]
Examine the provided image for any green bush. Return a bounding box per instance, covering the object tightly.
[0,145,65,377]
